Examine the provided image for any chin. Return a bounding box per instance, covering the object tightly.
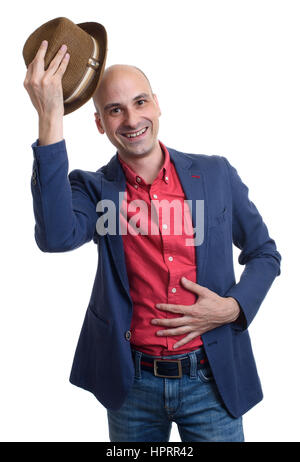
[119,140,154,157]
[127,145,153,157]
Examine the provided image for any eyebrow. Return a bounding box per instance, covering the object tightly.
[104,93,150,111]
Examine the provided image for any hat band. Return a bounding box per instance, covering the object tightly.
[64,36,100,105]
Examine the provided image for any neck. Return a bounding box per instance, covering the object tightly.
[118,141,164,184]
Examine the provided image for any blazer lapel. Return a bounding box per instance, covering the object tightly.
[168,147,208,285]
[101,154,132,301]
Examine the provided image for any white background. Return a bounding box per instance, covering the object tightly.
[0,0,298,442]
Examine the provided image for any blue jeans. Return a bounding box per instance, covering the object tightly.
[107,348,244,442]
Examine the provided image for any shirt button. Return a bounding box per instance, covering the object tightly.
[136,177,141,183]
[165,176,169,181]
[171,288,177,293]
[125,330,131,341]
[153,194,158,199]
[168,256,173,262]
[162,224,168,230]
[134,184,138,189]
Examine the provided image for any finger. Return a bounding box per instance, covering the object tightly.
[32,40,48,71]
[36,40,48,60]
[181,277,211,297]
[151,316,192,328]
[156,325,192,337]
[55,52,70,78]
[155,303,188,314]
[46,44,68,76]
[173,331,202,349]
[26,40,48,79]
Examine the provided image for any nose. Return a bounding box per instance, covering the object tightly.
[123,108,140,129]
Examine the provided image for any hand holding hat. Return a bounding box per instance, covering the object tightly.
[23,40,70,120]
[22,17,107,116]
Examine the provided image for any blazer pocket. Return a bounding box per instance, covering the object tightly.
[87,305,112,330]
[207,206,230,263]
[209,207,228,228]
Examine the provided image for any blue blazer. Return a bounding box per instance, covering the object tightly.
[30,139,281,418]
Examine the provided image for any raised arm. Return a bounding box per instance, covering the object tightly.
[24,41,98,252]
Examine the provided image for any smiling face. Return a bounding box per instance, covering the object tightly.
[93,65,161,160]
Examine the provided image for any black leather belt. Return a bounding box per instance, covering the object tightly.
[131,348,209,379]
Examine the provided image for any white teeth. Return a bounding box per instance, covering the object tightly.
[125,127,146,138]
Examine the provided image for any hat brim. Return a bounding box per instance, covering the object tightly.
[64,21,107,115]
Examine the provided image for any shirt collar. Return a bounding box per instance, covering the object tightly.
[117,140,170,187]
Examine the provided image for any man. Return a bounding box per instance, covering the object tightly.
[24,41,281,442]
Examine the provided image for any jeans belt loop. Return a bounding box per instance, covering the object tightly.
[134,350,142,379]
[187,350,197,378]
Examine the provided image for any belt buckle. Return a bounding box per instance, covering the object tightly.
[153,359,182,378]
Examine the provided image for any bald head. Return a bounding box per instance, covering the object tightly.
[93,64,153,114]
[92,63,161,159]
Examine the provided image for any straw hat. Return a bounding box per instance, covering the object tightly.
[22,17,107,115]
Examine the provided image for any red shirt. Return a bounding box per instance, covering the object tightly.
[118,141,203,356]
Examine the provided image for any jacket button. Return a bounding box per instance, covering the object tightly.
[125,330,131,341]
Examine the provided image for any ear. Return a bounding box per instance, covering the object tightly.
[152,94,162,117]
[94,112,105,134]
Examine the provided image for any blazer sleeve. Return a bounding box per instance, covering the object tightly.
[221,156,281,331]
[30,139,98,252]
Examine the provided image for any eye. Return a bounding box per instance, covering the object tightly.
[110,107,121,114]
[137,99,146,105]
